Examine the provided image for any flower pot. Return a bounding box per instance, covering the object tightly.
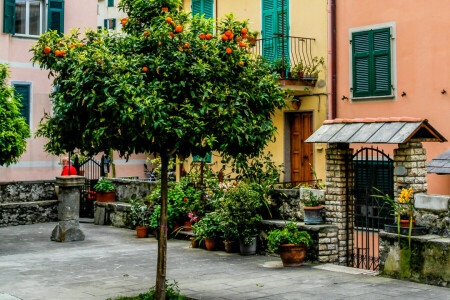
[183,220,192,231]
[96,191,115,202]
[303,206,324,225]
[136,226,148,238]
[204,237,216,251]
[223,240,237,253]
[239,235,257,256]
[247,36,257,46]
[190,237,199,248]
[400,219,415,228]
[279,244,307,267]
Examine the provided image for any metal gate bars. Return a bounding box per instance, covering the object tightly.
[346,147,394,271]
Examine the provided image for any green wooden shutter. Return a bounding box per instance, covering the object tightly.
[276,1,289,65]
[112,19,116,30]
[352,31,371,98]
[104,19,107,29]
[262,0,276,61]
[108,0,114,7]
[193,152,212,163]
[191,0,202,16]
[203,0,213,19]
[14,84,30,126]
[3,0,15,34]
[48,0,64,35]
[372,28,391,96]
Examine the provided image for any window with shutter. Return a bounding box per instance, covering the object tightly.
[352,27,392,99]
[48,0,64,35]
[193,152,212,164]
[191,0,213,19]
[13,84,31,126]
[262,0,289,64]
[108,0,114,7]
[3,0,16,34]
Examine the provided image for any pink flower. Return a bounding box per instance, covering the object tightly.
[188,212,194,219]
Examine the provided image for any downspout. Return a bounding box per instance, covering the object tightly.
[215,0,218,35]
[328,0,337,119]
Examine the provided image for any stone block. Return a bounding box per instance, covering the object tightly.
[94,206,106,225]
[51,220,85,242]
[415,194,449,211]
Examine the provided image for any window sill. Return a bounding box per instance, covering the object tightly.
[12,34,40,40]
[350,94,396,103]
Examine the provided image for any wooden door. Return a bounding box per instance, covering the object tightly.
[290,112,313,184]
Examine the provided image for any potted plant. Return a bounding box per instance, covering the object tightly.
[194,212,221,251]
[246,30,259,46]
[149,204,177,239]
[302,190,324,225]
[93,178,115,202]
[267,222,312,267]
[303,56,325,86]
[129,194,152,238]
[292,60,305,79]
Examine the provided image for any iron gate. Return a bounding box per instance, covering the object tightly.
[74,156,106,218]
[346,147,394,271]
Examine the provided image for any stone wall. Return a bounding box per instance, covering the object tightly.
[269,188,325,221]
[108,178,155,202]
[94,201,133,229]
[0,180,58,227]
[379,231,449,287]
[260,220,338,263]
[414,194,449,237]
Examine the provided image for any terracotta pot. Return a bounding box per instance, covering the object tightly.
[204,237,216,251]
[96,191,115,202]
[400,219,415,228]
[136,226,148,238]
[279,244,307,267]
[223,241,237,253]
[183,220,192,231]
[190,237,199,248]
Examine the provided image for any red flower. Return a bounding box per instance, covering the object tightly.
[183,197,187,201]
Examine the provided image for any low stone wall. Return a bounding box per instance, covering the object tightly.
[414,193,449,237]
[0,180,58,227]
[270,188,325,221]
[260,220,338,263]
[379,231,449,287]
[108,178,155,202]
[94,201,133,229]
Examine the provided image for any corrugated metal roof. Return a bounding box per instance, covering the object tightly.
[305,118,447,144]
[428,150,450,174]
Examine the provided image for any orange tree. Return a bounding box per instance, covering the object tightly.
[31,0,285,298]
[0,63,30,166]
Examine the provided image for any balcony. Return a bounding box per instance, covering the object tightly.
[250,35,319,94]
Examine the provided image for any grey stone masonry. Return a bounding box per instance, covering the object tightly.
[414,193,449,237]
[393,142,428,198]
[325,143,354,265]
[51,176,85,242]
[94,201,133,229]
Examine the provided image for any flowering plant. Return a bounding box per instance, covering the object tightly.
[129,194,152,227]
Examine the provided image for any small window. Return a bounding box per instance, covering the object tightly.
[108,0,114,7]
[191,0,213,19]
[14,0,43,37]
[351,26,393,99]
[13,84,31,126]
[193,152,212,164]
[104,18,116,30]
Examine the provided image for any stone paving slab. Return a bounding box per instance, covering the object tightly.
[0,223,448,300]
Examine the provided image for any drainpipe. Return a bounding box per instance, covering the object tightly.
[215,0,218,35]
[328,0,337,119]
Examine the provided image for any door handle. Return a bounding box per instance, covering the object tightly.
[303,156,308,159]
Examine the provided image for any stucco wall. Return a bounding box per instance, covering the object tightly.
[335,0,450,195]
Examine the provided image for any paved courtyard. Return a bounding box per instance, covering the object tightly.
[0,223,448,300]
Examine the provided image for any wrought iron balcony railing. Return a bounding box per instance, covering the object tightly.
[249,35,316,80]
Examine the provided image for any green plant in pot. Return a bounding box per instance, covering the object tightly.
[129,194,152,238]
[303,56,325,85]
[93,178,115,202]
[193,212,221,251]
[267,222,312,267]
[149,204,178,239]
[302,190,324,225]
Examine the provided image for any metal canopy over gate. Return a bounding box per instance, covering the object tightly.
[346,147,394,270]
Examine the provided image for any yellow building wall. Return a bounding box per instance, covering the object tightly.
[180,0,328,184]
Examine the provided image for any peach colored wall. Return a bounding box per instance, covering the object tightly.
[0,0,146,181]
[336,0,450,195]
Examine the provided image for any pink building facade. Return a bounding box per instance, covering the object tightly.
[335,0,449,195]
[0,0,147,181]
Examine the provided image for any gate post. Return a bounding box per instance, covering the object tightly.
[51,176,86,242]
[393,142,428,199]
[325,143,354,265]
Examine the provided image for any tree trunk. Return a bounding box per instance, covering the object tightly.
[155,154,169,300]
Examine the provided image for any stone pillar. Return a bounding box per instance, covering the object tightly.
[393,142,428,199]
[51,176,86,242]
[325,143,353,265]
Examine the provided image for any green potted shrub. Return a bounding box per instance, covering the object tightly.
[267,222,312,267]
[302,190,324,225]
[193,212,221,251]
[149,204,177,239]
[129,195,152,238]
[93,178,115,202]
[303,56,325,86]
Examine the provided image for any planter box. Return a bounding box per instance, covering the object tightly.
[96,191,115,202]
[278,79,308,86]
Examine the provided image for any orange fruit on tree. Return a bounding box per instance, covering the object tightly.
[229,33,234,39]
[239,61,245,66]
[206,33,213,40]
[199,33,206,40]
[221,34,228,41]
[236,37,242,42]
[226,48,232,54]
[60,50,66,56]
[175,24,183,33]
[55,50,61,56]
[166,17,172,24]
[161,7,168,12]
[142,67,148,72]
[111,65,116,69]
[239,42,246,47]
[242,33,248,39]
[144,31,149,37]
[225,30,232,37]
[44,47,51,54]
[178,46,184,52]
[184,42,189,48]
[58,42,63,47]
[169,32,175,38]
[78,43,83,47]
[241,28,248,35]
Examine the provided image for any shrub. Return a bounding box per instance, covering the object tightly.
[93,179,115,192]
[267,222,312,253]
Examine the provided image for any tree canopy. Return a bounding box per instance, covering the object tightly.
[0,63,30,166]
